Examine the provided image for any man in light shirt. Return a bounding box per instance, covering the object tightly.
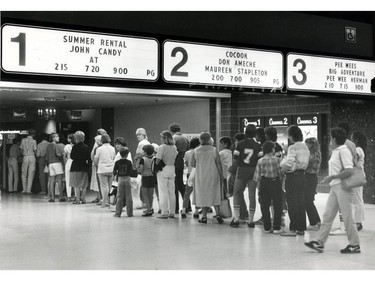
[20,129,37,194]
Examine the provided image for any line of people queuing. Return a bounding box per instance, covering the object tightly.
[5,121,367,254]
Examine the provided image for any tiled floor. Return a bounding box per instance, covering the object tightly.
[0,189,374,270]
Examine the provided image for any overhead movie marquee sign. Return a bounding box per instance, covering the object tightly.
[287,53,375,95]
[1,24,159,81]
[3,24,375,97]
[163,40,284,89]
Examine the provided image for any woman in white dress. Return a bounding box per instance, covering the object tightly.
[191,132,224,224]
[90,135,102,204]
[64,134,75,201]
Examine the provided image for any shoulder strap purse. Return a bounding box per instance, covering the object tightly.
[339,150,366,189]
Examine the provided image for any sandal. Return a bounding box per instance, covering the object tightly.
[216,215,224,224]
[198,217,207,224]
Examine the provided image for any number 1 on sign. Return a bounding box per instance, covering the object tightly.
[10,32,26,66]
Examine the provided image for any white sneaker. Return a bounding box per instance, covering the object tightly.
[273,229,282,234]
[330,227,346,235]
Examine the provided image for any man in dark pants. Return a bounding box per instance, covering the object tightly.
[36,133,49,195]
[169,123,190,214]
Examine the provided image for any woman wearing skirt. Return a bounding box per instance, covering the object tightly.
[70,131,90,204]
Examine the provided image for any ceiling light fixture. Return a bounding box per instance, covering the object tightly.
[38,108,57,120]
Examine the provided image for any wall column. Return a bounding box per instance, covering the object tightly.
[216,98,221,146]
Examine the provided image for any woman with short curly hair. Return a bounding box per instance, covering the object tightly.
[70,131,90,204]
[94,134,116,208]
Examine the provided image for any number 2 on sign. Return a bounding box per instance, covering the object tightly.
[243,149,254,164]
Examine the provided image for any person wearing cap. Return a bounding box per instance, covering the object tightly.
[20,128,37,194]
[169,123,190,214]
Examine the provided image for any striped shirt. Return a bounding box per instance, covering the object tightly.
[253,155,282,182]
[20,136,37,156]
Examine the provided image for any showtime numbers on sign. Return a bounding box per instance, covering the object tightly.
[1,24,159,81]
[287,53,375,95]
[164,40,284,89]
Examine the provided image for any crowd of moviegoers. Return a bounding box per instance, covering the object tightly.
[4,122,367,254]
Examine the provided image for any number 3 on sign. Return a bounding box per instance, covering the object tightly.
[243,149,254,164]
[292,58,307,85]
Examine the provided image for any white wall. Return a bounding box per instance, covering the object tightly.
[114,100,210,155]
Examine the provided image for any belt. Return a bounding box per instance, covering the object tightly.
[292,169,305,174]
[261,176,279,180]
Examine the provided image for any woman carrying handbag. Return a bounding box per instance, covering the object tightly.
[305,127,361,254]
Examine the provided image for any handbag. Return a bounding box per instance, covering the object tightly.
[219,198,232,218]
[341,166,366,189]
[339,152,366,189]
[219,180,232,218]
[227,173,235,197]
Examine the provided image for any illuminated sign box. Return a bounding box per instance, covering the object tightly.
[70,110,82,120]
[292,114,319,140]
[287,53,375,95]
[1,24,159,81]
[240,117,265,133]
[163,40,283,89]
[13,108,26,120]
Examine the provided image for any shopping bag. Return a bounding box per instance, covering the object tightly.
[219,198,232,218]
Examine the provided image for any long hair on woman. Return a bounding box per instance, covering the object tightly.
[160,130,174,145]
[305,137,321,159]
[352,131,367,156]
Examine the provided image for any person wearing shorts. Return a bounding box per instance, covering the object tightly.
[45,133,65,202]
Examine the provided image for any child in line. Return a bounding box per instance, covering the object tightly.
[219,137,232,198]
[181,137,201,219]
[138,144,156,216]
[113,147,137,218]
[253,141,284,234]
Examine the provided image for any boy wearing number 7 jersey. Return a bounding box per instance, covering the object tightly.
[229,124,262,228]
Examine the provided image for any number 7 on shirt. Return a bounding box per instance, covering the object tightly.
[243,149,254,164]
